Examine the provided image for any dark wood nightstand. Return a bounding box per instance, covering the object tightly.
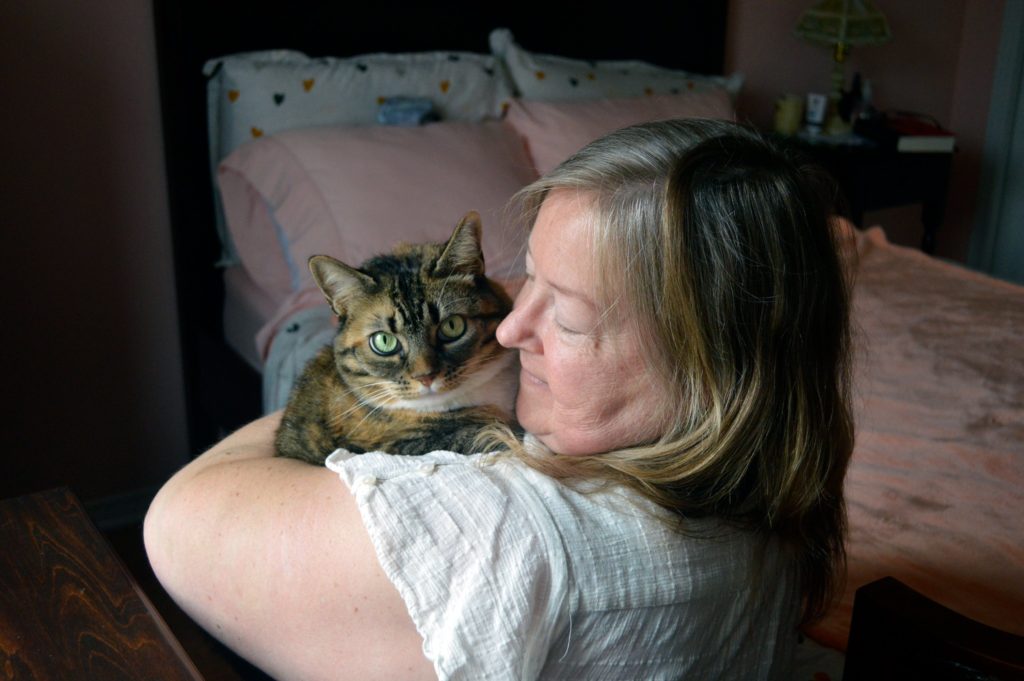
[0,488,202,679]
[779,134,954,254]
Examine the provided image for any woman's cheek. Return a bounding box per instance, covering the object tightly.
[544,344,585,398]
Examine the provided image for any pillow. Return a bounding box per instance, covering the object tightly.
[217,120,538,302]
[505,92,736,175]
[205,49,516,263]
[490,28,743,102]
[205,49,515,167]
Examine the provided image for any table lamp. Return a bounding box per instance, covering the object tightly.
[795,0,891,134]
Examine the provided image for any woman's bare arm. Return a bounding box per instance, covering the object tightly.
[143,412,435,680]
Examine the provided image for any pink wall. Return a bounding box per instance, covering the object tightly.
[725,0,1005,261]
[0,0,189,501]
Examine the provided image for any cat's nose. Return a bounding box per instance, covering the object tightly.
[415,373,437,389]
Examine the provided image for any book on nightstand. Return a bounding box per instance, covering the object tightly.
[855,111,956,153]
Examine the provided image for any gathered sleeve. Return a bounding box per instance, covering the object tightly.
[326,450,572,681]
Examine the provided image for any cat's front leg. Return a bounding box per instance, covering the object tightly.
[274,410,342,465]
[385,409,519,456]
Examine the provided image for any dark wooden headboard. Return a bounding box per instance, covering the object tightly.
[151,0,730,455]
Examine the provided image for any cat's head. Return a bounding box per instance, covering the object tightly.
[309,211,514,410]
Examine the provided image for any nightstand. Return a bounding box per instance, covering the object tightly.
[0,488,202,679]
[779,134,954,254]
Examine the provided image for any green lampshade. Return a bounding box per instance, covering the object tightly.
[796,0,891,60]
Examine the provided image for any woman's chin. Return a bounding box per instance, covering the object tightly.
[515,397,547,442]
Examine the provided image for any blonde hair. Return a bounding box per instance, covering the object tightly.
[488,119,854,626]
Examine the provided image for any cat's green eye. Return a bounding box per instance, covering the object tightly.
[438,314,467,341]
[369,331,401,356]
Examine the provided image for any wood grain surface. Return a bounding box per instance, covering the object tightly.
[0,488,201,680]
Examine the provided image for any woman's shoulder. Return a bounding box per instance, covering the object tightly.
[326,447,671,542]
[325,448,574,569]
[328,447,776,590]
[325,448,573,677]
[322,448,796,677]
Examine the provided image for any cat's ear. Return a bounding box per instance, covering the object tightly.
[434,211,485,277]
[309,255,374,314]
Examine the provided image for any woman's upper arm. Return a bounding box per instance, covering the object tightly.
[144,414,435,681]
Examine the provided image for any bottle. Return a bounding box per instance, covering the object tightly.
[840,72,863,122]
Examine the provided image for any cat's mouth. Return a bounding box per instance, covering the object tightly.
[392,384,457,410]
[367,375,450,406]
[414,378,443,396]
[385,351,518,413]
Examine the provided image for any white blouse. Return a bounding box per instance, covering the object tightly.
[326,449,798,680]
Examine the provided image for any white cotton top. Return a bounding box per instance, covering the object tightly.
[326,449,799,681]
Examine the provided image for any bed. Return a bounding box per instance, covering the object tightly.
[152,2,1024,678]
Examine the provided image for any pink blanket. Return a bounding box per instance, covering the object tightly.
[807,227,1024,650]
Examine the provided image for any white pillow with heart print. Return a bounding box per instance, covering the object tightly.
[204,49,515,263]
[489,28,742,102]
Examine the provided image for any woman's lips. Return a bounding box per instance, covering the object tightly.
[520,367,548,388]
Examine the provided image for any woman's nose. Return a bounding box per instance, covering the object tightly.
[496,306,523,349]
[497,291,537,351]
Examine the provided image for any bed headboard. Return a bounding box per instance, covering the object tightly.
[151,0,730,454]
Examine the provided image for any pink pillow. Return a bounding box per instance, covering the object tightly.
[218,120,539,302]
[505,91,735,175]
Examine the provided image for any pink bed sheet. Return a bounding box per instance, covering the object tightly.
[806,227,1024,650]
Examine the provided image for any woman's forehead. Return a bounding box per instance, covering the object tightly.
[529,190,597,260]
[529,191,599,291]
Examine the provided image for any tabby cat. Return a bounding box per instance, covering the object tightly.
[275,212,519,464]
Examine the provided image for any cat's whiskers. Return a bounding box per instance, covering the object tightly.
[329,386,396,436]
[329,382,397,421]
[350,380,395,394]
[335,396,382,420]
[347,400,392,439]
[352,385,397,410]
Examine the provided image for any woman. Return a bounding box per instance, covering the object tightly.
[145,119,853,679]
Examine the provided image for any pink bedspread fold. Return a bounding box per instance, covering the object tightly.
[806,227,1024,650]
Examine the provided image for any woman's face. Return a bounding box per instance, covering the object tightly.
[496,189,669,456]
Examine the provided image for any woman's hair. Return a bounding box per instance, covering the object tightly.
[493,118,854,626]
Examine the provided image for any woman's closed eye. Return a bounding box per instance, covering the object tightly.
[555,318,584,335]
[554,299,597,336]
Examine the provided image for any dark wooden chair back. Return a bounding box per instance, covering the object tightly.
[844,577,1024,681]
